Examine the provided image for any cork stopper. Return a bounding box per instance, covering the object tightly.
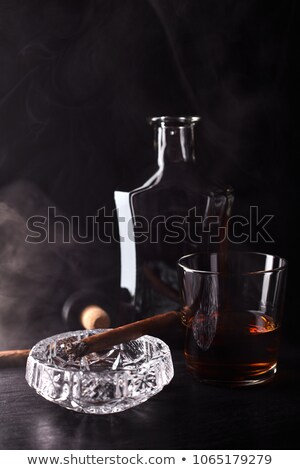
[80,305,111,330]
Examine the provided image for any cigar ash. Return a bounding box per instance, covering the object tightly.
[47,334,143,371]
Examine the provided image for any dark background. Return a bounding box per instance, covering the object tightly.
[0,0,298,452]
[0,0,295,343]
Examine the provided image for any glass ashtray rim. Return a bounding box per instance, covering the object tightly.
[25,329,174,414]
[28,329,172,375]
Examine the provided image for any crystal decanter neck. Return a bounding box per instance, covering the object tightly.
[149,116,200,165]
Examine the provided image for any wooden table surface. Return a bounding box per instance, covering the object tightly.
[0,317,299,450]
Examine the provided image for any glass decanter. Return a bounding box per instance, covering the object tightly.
[115,116,233,321]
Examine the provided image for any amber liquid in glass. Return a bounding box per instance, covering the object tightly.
[184,310,280,383]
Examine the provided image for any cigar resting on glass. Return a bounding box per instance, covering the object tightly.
[70,309,184,358]
[0,304,111,368]
[0,308,190,367]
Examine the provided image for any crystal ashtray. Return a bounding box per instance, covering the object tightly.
[25,329,174,414]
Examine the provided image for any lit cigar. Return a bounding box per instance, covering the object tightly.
[0,308,190,366]
[0,305,111,368]
[70,309,185,358]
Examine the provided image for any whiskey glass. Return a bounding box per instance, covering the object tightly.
[178,252,287,386]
